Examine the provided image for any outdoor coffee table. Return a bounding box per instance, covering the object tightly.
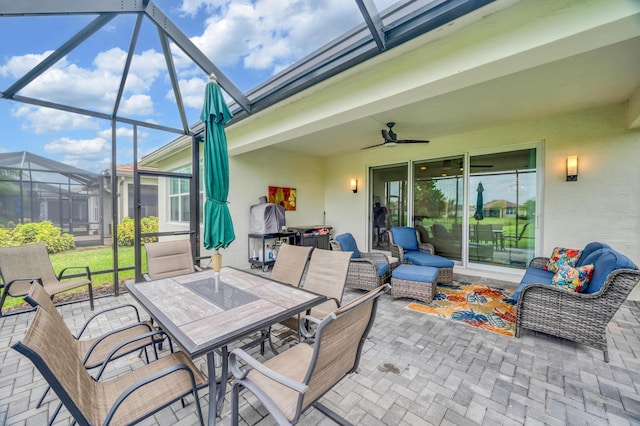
[127,267,326,425]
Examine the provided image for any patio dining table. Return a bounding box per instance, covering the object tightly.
[126,266,326,425]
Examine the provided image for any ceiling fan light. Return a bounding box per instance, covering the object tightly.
[385,142,397,147]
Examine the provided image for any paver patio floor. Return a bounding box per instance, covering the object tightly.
[1,273,640,425]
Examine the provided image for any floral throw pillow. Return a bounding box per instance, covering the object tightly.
[552,264,595,293]
[545,247,581,273]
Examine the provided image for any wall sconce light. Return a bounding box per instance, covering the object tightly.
[350,178,358,193]
[566,156,578,181]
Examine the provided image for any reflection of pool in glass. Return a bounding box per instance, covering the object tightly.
[184,278,259,310]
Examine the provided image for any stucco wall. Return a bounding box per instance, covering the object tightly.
[224,147,326,268]
[323,104,640,267]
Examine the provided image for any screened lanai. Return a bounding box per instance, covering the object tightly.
[0,151,103,244]
[0,0,491,287]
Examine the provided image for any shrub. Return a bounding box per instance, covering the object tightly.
[117,216,159,246]
[7,221,75,253]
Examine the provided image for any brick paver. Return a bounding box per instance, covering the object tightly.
[1,273,640,425]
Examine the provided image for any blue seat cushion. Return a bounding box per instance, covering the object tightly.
[512,267,555,301]
[334,233,360,258]
[391,227,419,251]
[404,251,454,268]
[576,242,610,267]
[520,267,555,285]
[376,261,390,277]
[392,264,439,282]
[587,249,637,293]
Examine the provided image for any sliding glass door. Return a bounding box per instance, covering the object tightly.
[370,164,408,250]
[412,157,464,261]
[468,149,537,268]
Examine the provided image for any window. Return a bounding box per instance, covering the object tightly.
[169,166,191,223]
[168,163,204,224]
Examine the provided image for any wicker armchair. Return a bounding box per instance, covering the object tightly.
[330,233,390,290]
[388,227,454,285]
[516,256,640,363]
[387,227,435,263]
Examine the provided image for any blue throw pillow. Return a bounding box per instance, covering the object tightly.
[391,227,419,251]
[334,233,360,258]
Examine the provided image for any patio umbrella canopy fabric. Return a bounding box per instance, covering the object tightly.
[473,182,484,221]
[201,74,235,250]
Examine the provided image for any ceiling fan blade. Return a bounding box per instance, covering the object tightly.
[361,142,387,150]
[396,139,430,144]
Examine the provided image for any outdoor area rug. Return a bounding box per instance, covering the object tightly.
[406,281,517,337]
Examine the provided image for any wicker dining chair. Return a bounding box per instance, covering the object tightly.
[0,242,94,316]
[330,233,390,291]
[229,284,390,425]
[13,306,207,426]
[270,243,313,287]
[25,283,166,421]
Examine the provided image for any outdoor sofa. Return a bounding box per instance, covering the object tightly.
[514,241,640,362]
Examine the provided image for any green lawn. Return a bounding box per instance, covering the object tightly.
[2,246,147,310]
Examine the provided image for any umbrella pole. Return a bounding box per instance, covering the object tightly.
[212,250,222,291]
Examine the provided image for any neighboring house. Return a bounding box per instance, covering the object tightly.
[99,164,159,235]
[142,0,640,277]
[0,151,100,238]
[475,200,526,219]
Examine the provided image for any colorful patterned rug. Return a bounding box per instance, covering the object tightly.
[406,281,517,337]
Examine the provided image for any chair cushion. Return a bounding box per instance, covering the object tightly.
[376,262,390,277]
[576,242,610,266]
[334,233,360,258]
[552,264,594,293]
[513,267,555,301]
[392,264,439,282]
[545,247,581,273]
[403,251,454,268]
[587,249,638,294]
[391,227,419,251]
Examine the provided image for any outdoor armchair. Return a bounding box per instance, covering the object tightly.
[275,248,352,350]
[230,284,390,425]
[13,306,207,426]
[330,233,390,290]
[270,243,313,287]
[0,242,94,316]
[25,283,167,422]
[248,243,313,355]
[143,239,202,281]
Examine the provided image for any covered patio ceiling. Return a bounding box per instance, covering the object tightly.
[224,1,640,157]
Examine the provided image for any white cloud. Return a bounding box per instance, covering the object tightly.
[44,137,109,155]
[120,94,154,115]
[13,106,99,134]
[0,51,53,78]
[188,0,364,73]
[169,77,208,109]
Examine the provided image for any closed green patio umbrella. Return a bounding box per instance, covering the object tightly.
[201,74,235,259]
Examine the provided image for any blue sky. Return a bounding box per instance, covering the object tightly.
[0,0,396,173]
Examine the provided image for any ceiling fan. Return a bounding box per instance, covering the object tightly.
[361,122,430,150]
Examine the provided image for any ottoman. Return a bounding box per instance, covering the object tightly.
[402,251,454,284]
[391,264,439,303]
